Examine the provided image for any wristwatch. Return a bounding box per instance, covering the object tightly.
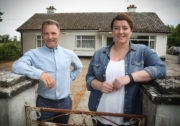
[128,74,134,83]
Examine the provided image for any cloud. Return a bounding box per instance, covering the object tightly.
[0,0,179,38]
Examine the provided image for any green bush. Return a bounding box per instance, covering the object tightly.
[0,42,22,61]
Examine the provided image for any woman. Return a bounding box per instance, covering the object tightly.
[86,14,166,126]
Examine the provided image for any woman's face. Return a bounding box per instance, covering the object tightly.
[112,20,132,45]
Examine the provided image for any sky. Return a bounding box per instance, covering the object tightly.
[0,0,180,40]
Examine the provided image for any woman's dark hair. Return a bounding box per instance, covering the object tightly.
[111,13,134,30]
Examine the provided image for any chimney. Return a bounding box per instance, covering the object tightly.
[47,6,56,14]
[127,5,137,12]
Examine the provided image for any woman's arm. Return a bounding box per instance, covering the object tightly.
[90,79,114,93]
[132,70,152,82]
[113,70,151,89]
[113,45,166,89]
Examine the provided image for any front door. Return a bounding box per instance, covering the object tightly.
[107,37,113,46]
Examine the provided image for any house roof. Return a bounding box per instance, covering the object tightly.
[17,12,170,33]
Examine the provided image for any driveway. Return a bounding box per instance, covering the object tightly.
[69,54,180,125]
[164,54,180,76]
[0,54,179,125]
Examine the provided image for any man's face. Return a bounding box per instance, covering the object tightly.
[42,24,60,49]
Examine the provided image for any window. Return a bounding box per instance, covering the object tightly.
[130,35,156,49]
[76,36,95,48]
[149,36,156,49]
[36,35,44,48]
[150,41,155,49]
[130,36,148,46]
[107,37,113,46]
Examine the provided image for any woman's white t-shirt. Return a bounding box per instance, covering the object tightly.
[96,60,125,125]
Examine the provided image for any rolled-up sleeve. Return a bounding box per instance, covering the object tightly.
[143,47,166,79]
[12,51,43,79]
[86,55,96,91]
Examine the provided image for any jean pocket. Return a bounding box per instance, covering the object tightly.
[131,61,144,71]
[132,61,143,66]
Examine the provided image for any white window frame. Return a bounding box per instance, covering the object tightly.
[36,35,44,48]
[130,35,156,49]
[149,36,156,49]
[75,35,95,49]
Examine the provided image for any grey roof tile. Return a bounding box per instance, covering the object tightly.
[17,12,170,33]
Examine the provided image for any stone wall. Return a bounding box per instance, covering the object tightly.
[142,76,180,126]
[1,70,180,126]
[0,71,37,126]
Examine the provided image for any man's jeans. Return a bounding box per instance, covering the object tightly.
[36,95,72,124]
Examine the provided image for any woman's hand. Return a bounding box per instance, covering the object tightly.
[112,75,130,89]
[40,72,55,89]
[100,81,114,94]
[90,79,114,94]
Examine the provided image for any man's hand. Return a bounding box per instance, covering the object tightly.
[40,72,55,89]
[112,75,130,89]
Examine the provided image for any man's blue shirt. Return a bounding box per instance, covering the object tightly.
[12,45,82,100]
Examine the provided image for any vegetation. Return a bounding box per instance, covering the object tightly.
[0,42,22,61]
[0,10,3,22]
[167,24,180,48]
[0,34,22,61]
[0,34,18,43]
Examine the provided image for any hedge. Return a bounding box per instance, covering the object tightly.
[0,42,22,61]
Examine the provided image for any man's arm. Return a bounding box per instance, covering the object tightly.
[12,51,43,79]
[12,51,55,88]
[70,52,83,81]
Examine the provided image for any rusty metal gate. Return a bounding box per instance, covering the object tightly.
[25,105,145,126]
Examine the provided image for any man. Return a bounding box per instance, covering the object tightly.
[12,19,83,124]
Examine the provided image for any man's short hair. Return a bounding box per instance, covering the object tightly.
[41,19,60,33]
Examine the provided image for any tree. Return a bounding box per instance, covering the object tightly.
[0,34,20,43]
[167,24,180,48]
[13,36,18,43]
[1,34,11,42]
[0,10,3,22]
[0,42,22,61]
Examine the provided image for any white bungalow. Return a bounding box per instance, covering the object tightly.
[17,5,170,59]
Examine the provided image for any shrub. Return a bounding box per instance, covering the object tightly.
[0,42,22,61]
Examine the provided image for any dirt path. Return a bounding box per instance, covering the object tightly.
[1,55,179,125]
[70,58,89,110]
[0,60,14,71]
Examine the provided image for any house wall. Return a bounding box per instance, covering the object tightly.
[59,30,102,56]
[97,34,102,49]
[22,31,40,53]
[132,33,167,58]
[21,31,168,58]
[156,34,167,57]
